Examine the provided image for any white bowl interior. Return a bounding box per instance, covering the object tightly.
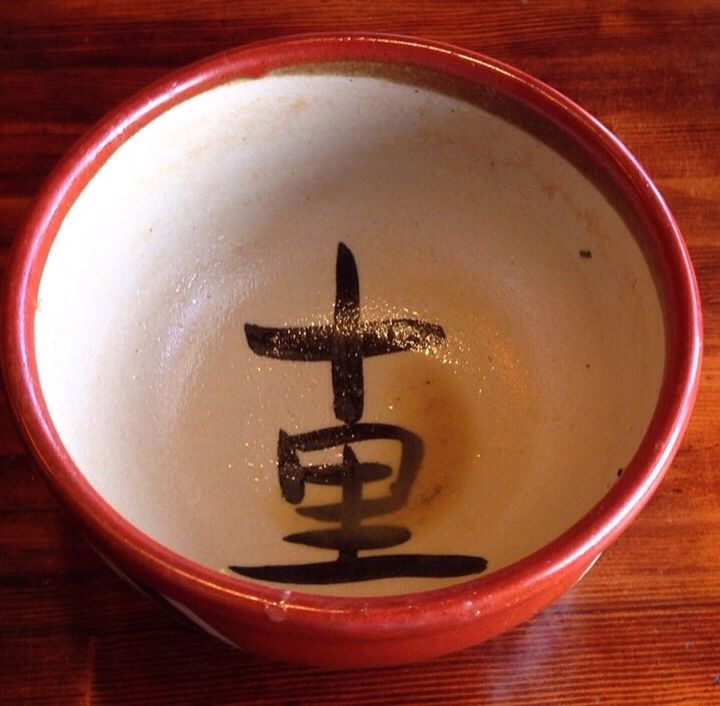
[35,66,665,597]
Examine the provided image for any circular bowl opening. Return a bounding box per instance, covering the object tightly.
[3,34,701,667]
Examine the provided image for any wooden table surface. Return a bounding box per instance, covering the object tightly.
[1,2,719,704]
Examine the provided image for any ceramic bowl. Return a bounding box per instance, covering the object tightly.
[3,34,701,668]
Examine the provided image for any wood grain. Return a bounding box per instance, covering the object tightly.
[1,2,719,704]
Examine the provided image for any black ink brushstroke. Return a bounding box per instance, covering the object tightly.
[244,242,446,424]
[230,554,488,584]
[277,423,422,509]
[278,435,419,561]
[332,242,364,423]
[244,320,445,360]
[243,325,333,360]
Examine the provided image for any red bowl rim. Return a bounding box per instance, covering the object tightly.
[2,33,702,637]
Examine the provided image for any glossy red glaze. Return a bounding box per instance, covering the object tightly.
[1,34,702,668]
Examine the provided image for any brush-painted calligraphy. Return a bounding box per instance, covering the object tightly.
[230,243,487,584]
